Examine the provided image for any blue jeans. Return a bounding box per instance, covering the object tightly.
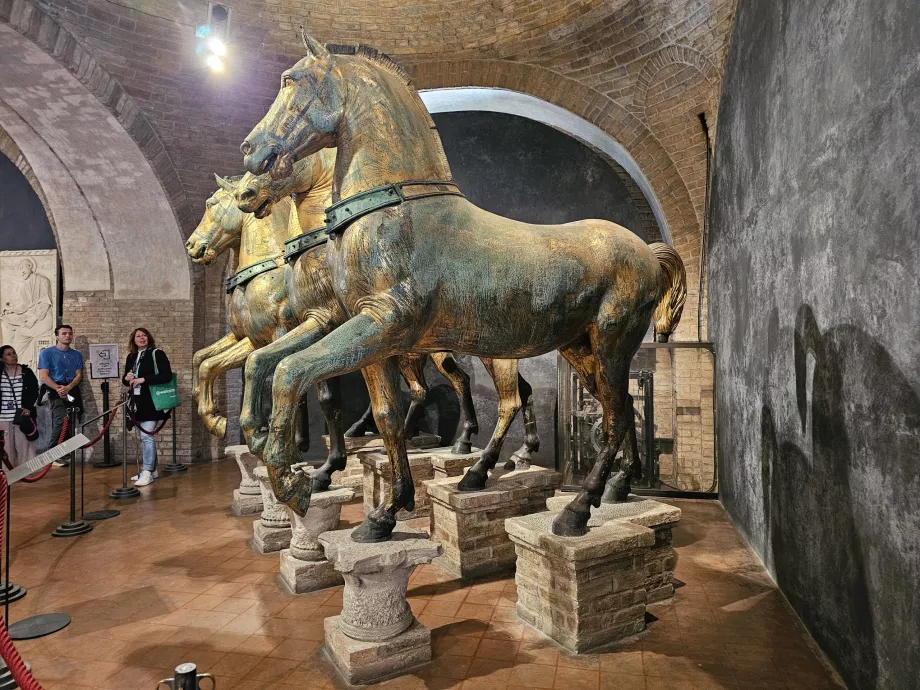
[135,420,158,471]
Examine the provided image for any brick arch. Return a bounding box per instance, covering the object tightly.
[408,59,701,267]
[0,0,194,232]
[632,45,721,131]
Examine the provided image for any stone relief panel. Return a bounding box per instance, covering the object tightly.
[0,249,57,367]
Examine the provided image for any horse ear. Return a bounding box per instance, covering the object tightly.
[214,174,235,193]
[300,26,330,61]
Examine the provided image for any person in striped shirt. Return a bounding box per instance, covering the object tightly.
[0,345,39,468]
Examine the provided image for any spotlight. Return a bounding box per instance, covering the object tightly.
[206,36,226,56]
[206,55,225,72]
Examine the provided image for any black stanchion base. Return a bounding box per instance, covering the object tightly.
[161,462,187,473]
[51,520,93,538]
[91,460,120,469]
[82,509,120,521]
[109,486,140,500]
[0,582,26,605]
[8,613,71,640]
[0,659,31,690]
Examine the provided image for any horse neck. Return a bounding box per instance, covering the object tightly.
[237,200,292,267]
[334,60,452,200]
[291,149,335,231]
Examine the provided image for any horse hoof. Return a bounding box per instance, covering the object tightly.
[502,459,516,471]
[552,504,590,537]
[457,467,488,492]
[602,471,631,504]
[311,471,332,493]
[214,417,227,439]
[451,440,473,455]
[351,512,396,543]
[248,431,268,455]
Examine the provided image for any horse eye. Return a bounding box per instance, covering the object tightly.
[282,75,294,88]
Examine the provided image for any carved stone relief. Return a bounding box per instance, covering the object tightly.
[0,249,58,367]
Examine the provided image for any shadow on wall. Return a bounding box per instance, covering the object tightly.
[759,304,919,690]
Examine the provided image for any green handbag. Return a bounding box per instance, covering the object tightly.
[148,349,181,411]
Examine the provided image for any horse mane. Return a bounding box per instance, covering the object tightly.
[325,43,453,179]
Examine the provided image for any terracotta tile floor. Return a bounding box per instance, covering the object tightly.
[3,460,844,689]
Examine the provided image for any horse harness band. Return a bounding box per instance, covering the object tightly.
[324,180,464,238]
[225,227,330,293]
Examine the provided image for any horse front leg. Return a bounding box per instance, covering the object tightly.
[430,352,478,454]
[261,312,406,524]
[311,376,347,492]
[198,337,255,438]
[193,332,240,402]
[240,317,332,454]
[602,393,641,503]
[345,404,378,437]
[458,358,520,491]
[507,371,540,469]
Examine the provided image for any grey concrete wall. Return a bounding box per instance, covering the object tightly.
[709,1,920,688]
[303,111,648,466]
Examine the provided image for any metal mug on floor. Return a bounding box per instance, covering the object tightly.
[157,663,215,690]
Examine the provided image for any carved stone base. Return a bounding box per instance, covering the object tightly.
[231,489,263,516]
[546,495,681,603]
[279,485,354,594]
[319,524,441,684]
[324,616,432,685]
[225,445,262,516]
[426,465,562,580]
[361,444,478,521]
[507,497,682,653]
[253,519,292,554]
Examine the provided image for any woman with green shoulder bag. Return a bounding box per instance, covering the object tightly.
[123,328,175,487]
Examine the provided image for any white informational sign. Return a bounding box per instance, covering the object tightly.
[89,343,120,379]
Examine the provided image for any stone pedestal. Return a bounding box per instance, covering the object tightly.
[252,466,292,554]
[320,524,441,685]
[322,432,442,497]
[280,485,355,594]
[361,444,477,521]
[546,495,681,603]
[225,445,263,516]
[507,497,682,653]
[426,465,562,579]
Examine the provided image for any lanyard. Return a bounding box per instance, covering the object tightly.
[133,349,147,378]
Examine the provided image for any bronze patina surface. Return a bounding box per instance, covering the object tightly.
[241,38,686,540]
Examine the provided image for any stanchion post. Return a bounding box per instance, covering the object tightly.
[162,407,187,474]
[110,394,140,500]
[92,381,118,468]
[52,408,93,537]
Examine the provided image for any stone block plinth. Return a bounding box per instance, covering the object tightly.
[225,445,263,516]
[322,433,442,498]
[426,466,562,580]
[546,495,681,603]
[252,466,292,554]
[320,524,441,685]
[280,485,355,594]
[361,443,479,521]
[506,512,653,653]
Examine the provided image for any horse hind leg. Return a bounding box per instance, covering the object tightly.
[458,358,520,491]
[345,404,378,437]
[399,354,428,441]
[505,370,540,470]
[602,393,641,503]
[430,352,478,454]
[310,376,346,492]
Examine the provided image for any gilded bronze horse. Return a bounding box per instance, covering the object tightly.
[241,38,686,540]
[234,155,542,473]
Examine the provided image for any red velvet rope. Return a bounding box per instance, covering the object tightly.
[0,470,45,689]
[127,408,171,436]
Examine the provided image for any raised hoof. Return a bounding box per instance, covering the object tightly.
[451,440,473,455]
[601,471,631,504]
[213,416,227,439]
[552,504,590,537]
[247,430,268,455]
[457,467,488,492]
[351,512,396,543]
[502,459,516,471]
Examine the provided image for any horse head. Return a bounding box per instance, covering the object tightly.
[236,155,327,220]
[186,174,245,265]
[241,31,343,180]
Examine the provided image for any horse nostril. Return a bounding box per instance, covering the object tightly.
[240,140,251,155]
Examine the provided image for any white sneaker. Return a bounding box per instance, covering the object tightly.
[131,470,158,481]
[134,470,155,487]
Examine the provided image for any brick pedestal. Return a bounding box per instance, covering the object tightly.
[320,524,441,685]
[323,432,442,497]
[546,495,681,603]
[280,485,355,594]
[360,443,478,521]
[507,497,682,653]
[426,466,562,580]
[252,466,292,554]
[225,445,263,516]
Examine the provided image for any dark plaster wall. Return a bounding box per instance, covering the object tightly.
[0,155,56,250]
[303,111,648,465]
[709,1,920,688]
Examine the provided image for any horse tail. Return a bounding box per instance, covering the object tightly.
[649,243,687,342]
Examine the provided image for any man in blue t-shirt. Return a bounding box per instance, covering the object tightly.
[37,324,84,466]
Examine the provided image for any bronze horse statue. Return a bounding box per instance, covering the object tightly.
[241,38,686,541]
[233,152,542,470]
